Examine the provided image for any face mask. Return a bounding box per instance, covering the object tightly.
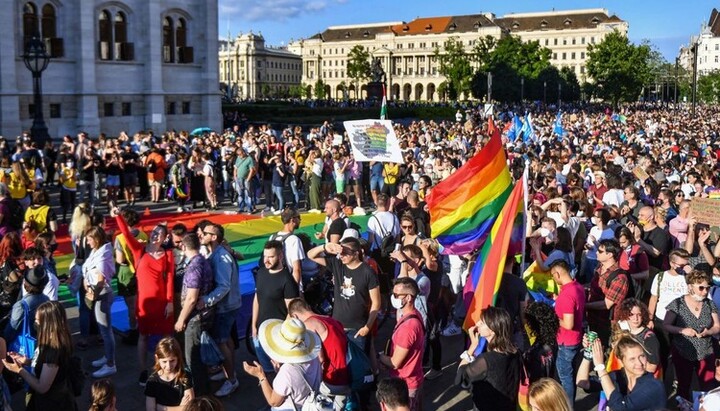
[713,276,720,286]
[676,267,685,276]
[390,295,406,310]
[618,320,631,331]
[591,217,599,226]
[638,219,648,227]
[691,293,705,302]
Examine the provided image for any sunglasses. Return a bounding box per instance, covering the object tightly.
[401,225,414,229]
[695,285,710,292]
[202,231,216,236]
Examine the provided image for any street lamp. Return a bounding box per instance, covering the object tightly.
[558,83,562,107]
[520,77,524,102]
[543,81,547,105]
[691,42,699,116]
[23,36,51,146]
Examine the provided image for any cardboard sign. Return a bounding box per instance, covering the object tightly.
[690,198,720,227]
[342,120,404,163]
[632,166,650,182]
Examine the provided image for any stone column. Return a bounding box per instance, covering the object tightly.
[0,5,22,137]
[199,2,220,131]
[75,0,100,135]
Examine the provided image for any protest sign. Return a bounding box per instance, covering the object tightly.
[691,198,720,227]
[343,120,404,163]
[632,166,650,182]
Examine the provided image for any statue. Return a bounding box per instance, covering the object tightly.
[370,58,386,84]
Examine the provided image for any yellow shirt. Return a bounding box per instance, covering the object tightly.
[60,167,77,190]
[383,164,399,185]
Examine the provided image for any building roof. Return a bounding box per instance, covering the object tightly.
[709,8,720,37]
[308,24,393,42]
[495,9,625,33]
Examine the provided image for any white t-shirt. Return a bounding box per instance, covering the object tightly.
[273,358,322,410]
[269,232,306,273]
[368,211,400,250]
[602,188,624,208]
[333,161,345,181]
[546,211,581,241]
[650,271,688,320]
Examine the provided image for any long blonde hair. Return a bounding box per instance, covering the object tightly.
[68,203,92,239]
[89,379,116,411]
[528,378,572,411]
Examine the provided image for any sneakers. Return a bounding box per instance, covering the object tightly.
[177,207,184,212]
[425,369,443,380]
[139,370,149,387]
[210,371,226,382]
[91,357,107,368]
[92,364,117,378]
[215,379,239,397]
[441,322,462,337]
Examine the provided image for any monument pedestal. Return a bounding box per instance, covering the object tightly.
[366,82,385,101]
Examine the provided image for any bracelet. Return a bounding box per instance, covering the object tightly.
[258,378,266,386]
[593,364,606,372]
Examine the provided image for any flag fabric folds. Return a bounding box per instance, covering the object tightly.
[521,113,537,143]
[462,179,525,331]
[508,114,522,141]
[426,133,513,255]
[380,85,387,120]
[553,112,565,138]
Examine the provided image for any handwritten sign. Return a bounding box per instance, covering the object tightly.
[690,198,720,227]
[343,120,404,163]
[632,166,650,182]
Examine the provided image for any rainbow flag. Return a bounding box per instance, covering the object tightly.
[427,131,513,255]
[462,179,525,331]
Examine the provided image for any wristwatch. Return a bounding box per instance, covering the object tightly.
[460,350,475,363]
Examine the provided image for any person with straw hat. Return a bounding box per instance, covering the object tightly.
[244,317,323,410]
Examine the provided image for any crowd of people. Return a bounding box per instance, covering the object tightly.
[1,102,720,411]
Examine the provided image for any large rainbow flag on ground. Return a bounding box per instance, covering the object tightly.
[426,119,513,255]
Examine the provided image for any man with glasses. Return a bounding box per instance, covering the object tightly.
[648,248,691,371]
[378,277,425,411]
[586,239,630,345]
[308,238,380,352]
[197,223,242,397]
[270,208,305,285]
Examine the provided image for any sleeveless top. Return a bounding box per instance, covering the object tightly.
[309,315,350,386]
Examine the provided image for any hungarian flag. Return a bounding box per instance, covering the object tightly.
[380,85,387,120]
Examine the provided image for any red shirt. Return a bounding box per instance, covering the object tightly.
[555,281,586,346]
[618,244,649,275]
[389,309,425,389]
[310,315,349,386]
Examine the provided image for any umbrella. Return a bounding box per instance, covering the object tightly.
[190,127,213,136]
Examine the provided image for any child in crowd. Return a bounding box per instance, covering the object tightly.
[144,337,194,410]
[90,379,117,411]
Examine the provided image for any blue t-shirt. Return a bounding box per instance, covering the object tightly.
[371,162,384,177]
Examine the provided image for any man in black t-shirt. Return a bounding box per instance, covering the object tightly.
[251,240,300,372]
[308,238,380,352]
[121,145,140,205]
[78,147,99,206]
[316,199,347,244]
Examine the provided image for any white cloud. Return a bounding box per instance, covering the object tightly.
[218,0,345,22]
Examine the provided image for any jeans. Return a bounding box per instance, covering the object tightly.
[89,292,116,364]
[556,343,581,403]
[78,180,96,205]
[289,178,300,206]
[185,316,209,395]
[272,185,285,211]
[253,336,275,373]
[235,178,253,212]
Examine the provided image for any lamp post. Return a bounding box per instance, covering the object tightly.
[691,42,698,116]
[520,77,524,102]
[23,36,51,146]
[543,81,547,105]
[674,56,679,113]
[558,82,562,107]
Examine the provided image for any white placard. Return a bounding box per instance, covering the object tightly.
[152,113,163,124]
[343,119,404,163]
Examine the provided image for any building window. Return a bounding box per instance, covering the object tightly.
[571,52,576,60]
[98,9,133,61]
[591,37,595,43]
[104,102,114,117]
[397,44,403,49]
[182,101,190,114]
[545,39,549,46]
[553,52,557,60]
[49,103,61,118]
[175,17,193,64]
[581,37,586,45]
[581,52,585,59]
[572,38,576,45]
[580,66,585,74]
[163,17,174,62]
[98,10,112,60]
[563,38,567,45]
[121,102,131,116]
[166,101,176,115]
[23,3,39,44]
[562,52,566,60]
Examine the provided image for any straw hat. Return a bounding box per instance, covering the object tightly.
[258,318,320,364]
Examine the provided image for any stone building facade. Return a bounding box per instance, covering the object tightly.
[288,8,626,101]
[218,33,302,100]
[679,8,720,77]
[0,0,220,140]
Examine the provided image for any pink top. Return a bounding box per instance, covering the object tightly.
[389,310,425,389]
[555,281,585,346]
[669,215,688,246]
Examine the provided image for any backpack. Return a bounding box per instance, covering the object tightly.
[68,355,86,396]
[605,268,634,319]
[372,215,397,258]
[147,159,157,173]
[346,340,375,392]
[4,198,24,231]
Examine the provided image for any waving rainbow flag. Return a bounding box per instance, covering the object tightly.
[462,180,525,331]
[426,128,513,255]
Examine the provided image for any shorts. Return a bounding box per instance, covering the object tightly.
[335,179,345,194]
[106,175,120,187]
[123,173,138,186]
[149,179,163,187]
[370,175,384,191]
[213,308,239,343]
[347,177,359,186]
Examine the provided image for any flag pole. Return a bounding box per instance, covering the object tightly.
[380,84,387,120]
[520,161,530,273]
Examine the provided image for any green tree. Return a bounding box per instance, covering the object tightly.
[314,79,327,99]
[698,70,720,103]
[346,45,372,94]
[486,35,551,80]
[302,83,312,99]
[586,30,652,106]
[261,84,271,98]
[559,67,581,102]
[434,37,473,100]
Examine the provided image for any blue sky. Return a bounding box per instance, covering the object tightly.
[218,0,717,60]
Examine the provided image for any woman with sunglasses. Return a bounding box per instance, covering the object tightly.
[111,206,175,387]
[663,270,720,401]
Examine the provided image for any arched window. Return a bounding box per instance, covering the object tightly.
[41,4,56,38]
[98,10,112,60]
[176,18,187,48]
[114,12,127,43]
[163,17,174,63]
[23,2,38,44]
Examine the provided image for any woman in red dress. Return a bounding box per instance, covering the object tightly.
[111,207,174,386]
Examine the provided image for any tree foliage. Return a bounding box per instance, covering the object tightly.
[586,30,652,105]
[434,37,473,100]
[698,70,720,104]
[346,45,372,90]
[314,79,327,99]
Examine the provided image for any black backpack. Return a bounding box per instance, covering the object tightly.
[372,215,397,258]
[4,199,23,231]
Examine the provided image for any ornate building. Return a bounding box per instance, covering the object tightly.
[679,8,720,77]
[288,8,626,101]
[218,32,302,100]
[0,1,220,139]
